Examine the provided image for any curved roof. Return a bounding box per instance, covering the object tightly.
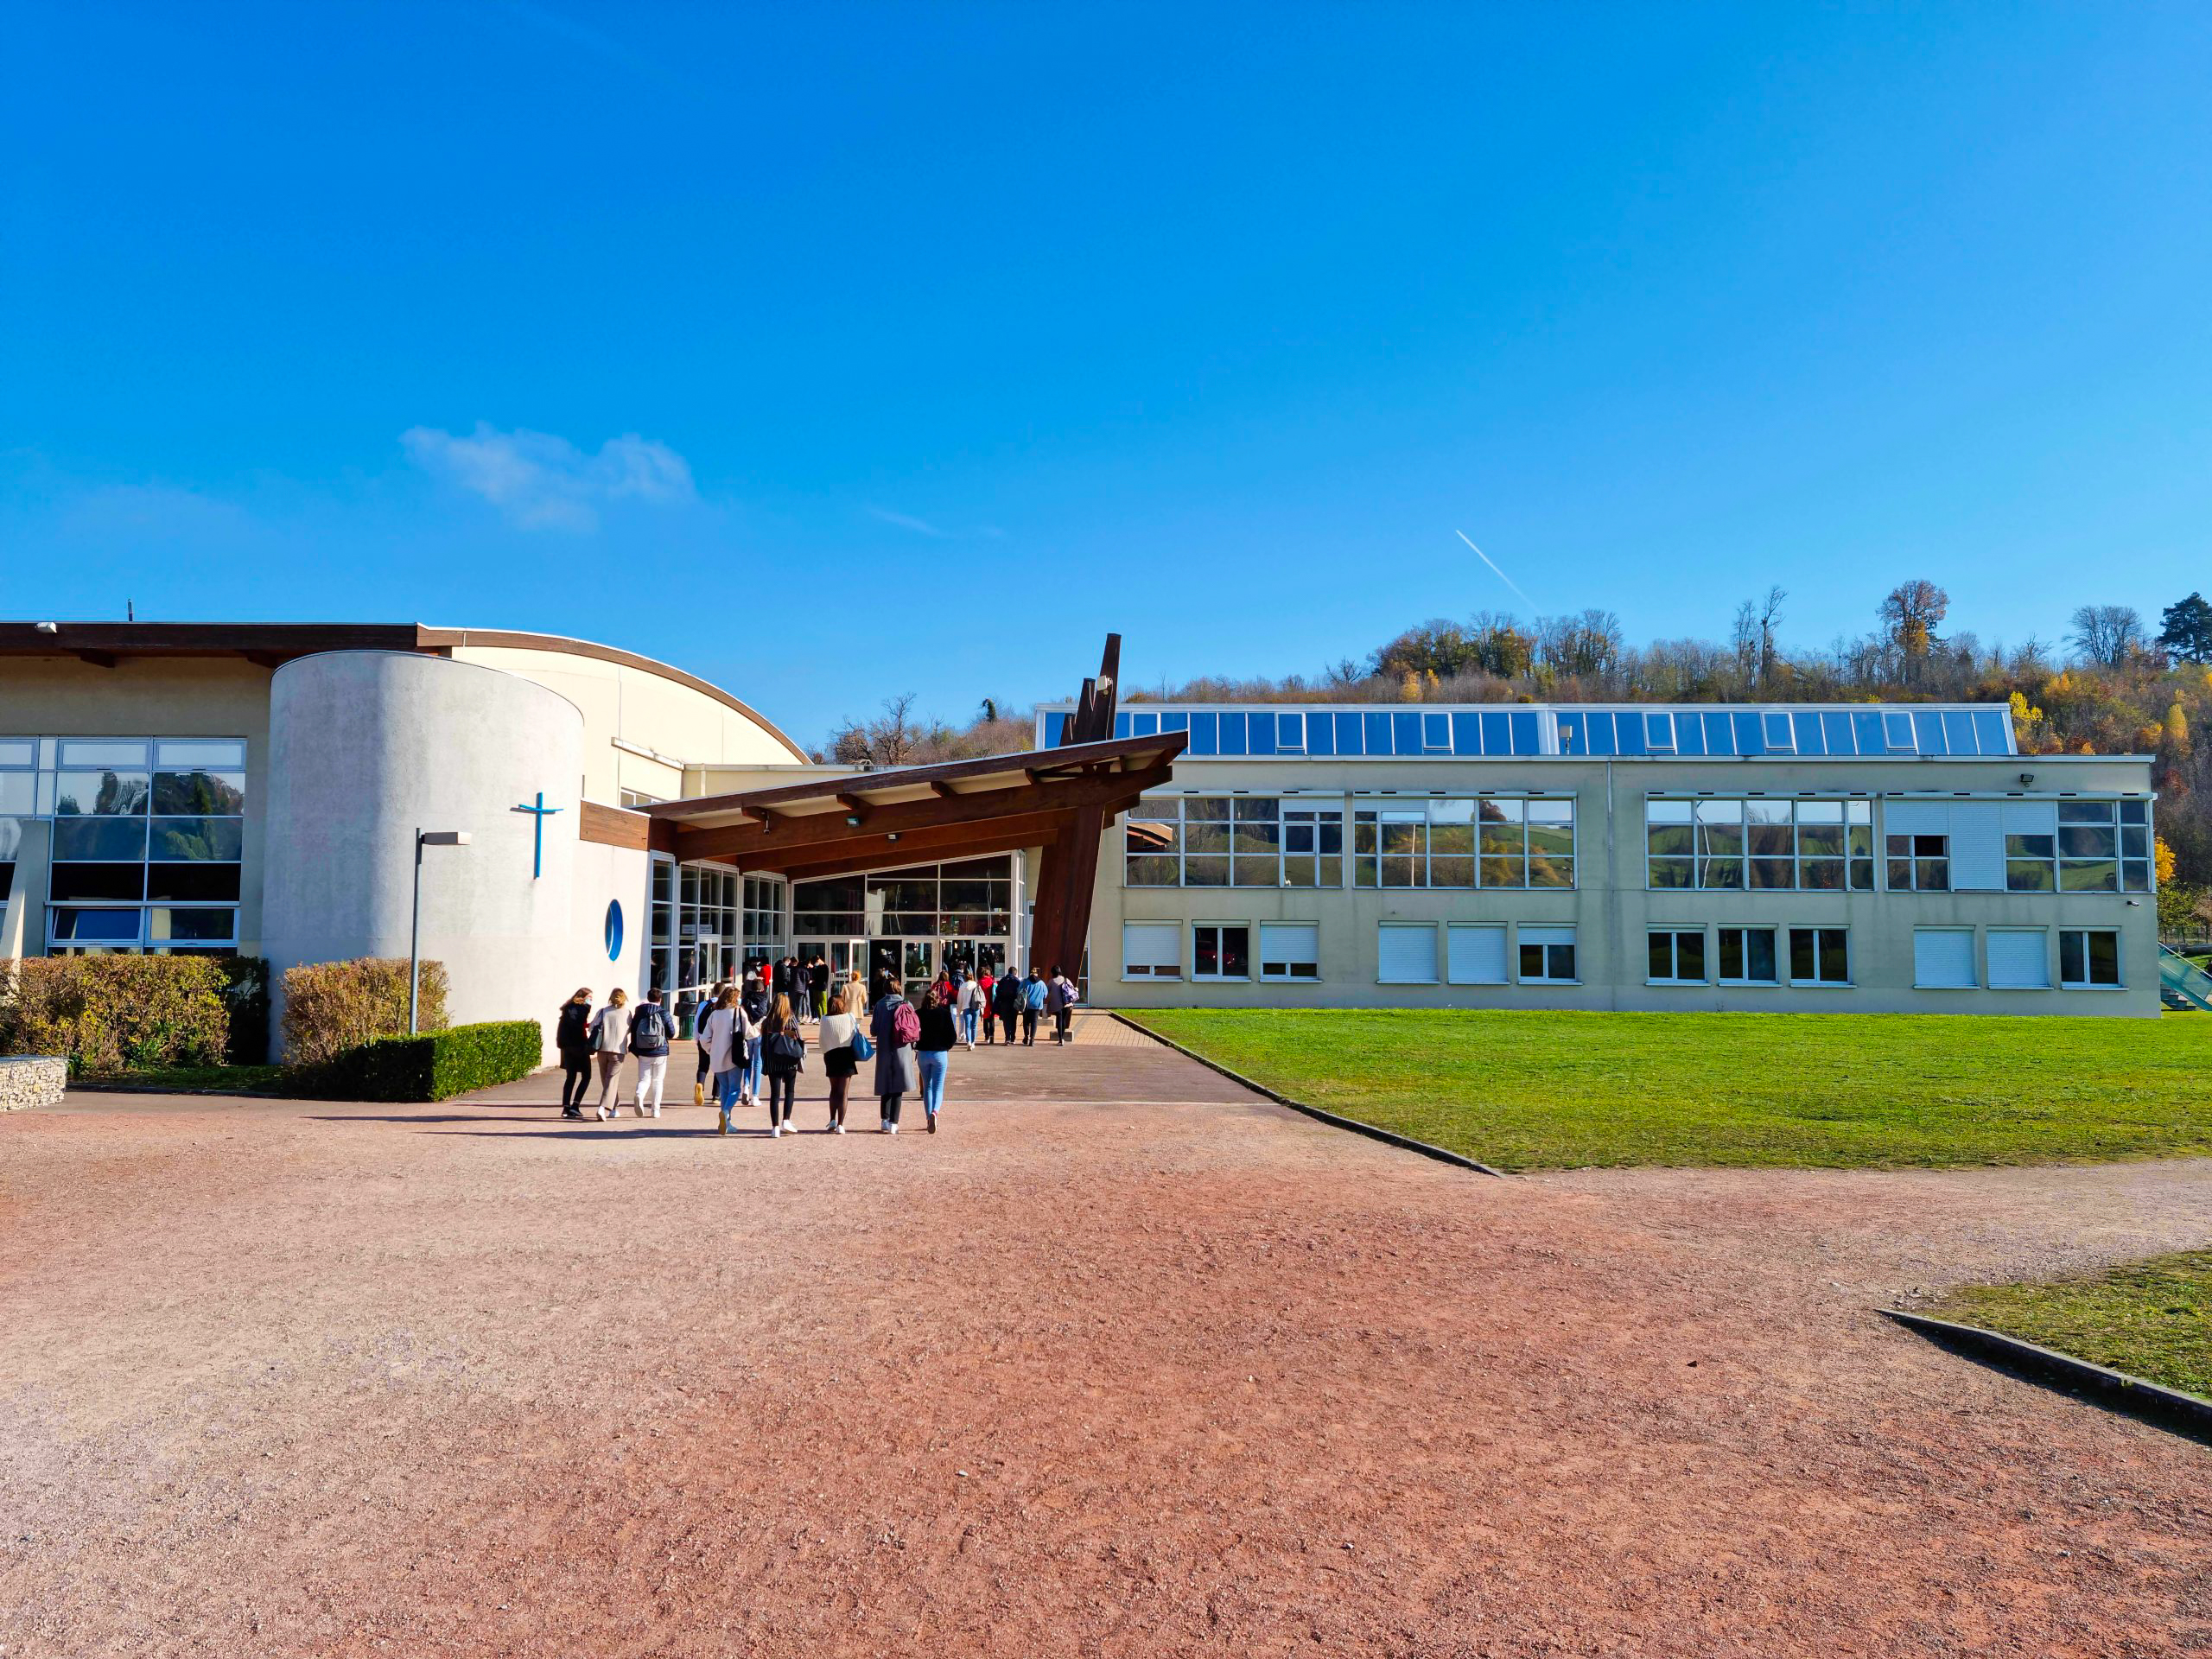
[0,620,810,762]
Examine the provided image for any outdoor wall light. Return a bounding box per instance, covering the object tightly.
[845,813,862,827]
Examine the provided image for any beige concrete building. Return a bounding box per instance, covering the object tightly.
[1052,701,2164,1016]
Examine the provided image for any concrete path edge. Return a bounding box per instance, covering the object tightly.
[1882,1307,2212,1444]
[1107,1010,1505,1178]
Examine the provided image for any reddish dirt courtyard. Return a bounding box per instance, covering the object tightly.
[3,1017,2209,1656]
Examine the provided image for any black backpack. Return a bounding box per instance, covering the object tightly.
[631,1002,669,1049]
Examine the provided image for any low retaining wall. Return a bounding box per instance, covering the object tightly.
[0,1056,67,1111]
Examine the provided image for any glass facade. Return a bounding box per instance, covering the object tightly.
[1646,797,1874,891]
[1124,797,1344,889]
[1352,797,1573,889]
[0,737,246,954]
[791,857,1014,940]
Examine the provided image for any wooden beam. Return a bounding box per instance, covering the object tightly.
[759,818,1070,883]
[672,762,1173,865]
[75,649,118,669]
[929,780,958,799]
[835,792,869,817]
[1029,802,1106,974]
[578,799,677,855]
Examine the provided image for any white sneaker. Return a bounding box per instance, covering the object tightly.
[887,1123,899,1135]
[770,1123,782,1138]
[651,1106,661,1119]
[596,1103,611,1122]
[833,1123,846,1135]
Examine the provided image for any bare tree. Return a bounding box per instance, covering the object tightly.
[1878,580,1949,684]
[2067,604,2149,669]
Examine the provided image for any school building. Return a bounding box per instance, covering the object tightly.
[0,623,2166,1058]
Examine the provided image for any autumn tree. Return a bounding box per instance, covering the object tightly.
[1878,581,1948,682]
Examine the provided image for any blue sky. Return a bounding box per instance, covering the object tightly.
[4,3,2209,746]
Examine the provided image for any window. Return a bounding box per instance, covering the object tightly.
[1647,798,1871,891]
[1192,924,1250,981]
[1788,927,1850,985]
[2005,800,2152,893]
[1376,923,1437,984]
[2058,928,2121,988]
[1446,923,1507,984]
[1257,923,1319,981]
[1126,798,1342,889]
[1122,921,1182,980]
[1716,926,1778,985]
[1986,929,2050,990]
[1518,925,1576,982]
[1354,797,1573,889]
[618,788,664,809]
[1912,928,1977,989]
[1647,929,1706,983]
[1887,834,1950,891]
[24,735,246,955]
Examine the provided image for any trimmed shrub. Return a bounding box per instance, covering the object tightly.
[282,957,448,1065]
[0,956,235,1075]
[294,1020,543,1103]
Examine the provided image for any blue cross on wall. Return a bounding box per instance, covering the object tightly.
[512,791,563,878]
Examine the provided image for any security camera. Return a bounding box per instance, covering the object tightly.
[2018,772,2035,787]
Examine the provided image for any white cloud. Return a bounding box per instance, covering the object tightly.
[866,505,1005,542]
[401,422,696,531]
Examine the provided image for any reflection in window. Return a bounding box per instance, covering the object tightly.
[1647,798,1871,891]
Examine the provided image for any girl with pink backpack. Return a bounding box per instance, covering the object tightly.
[868,969,920,1134]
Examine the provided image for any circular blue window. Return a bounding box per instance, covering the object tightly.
[604,899,624,962]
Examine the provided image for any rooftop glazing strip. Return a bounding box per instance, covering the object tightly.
[1034,704,2018,759]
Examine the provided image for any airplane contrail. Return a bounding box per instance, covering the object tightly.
[1454,529,1536,611]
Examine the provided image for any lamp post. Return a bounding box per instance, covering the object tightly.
[410,829,472,1034]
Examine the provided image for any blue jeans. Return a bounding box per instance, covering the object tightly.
[960,1007,978,1043]
[918,1049,949,1116]
[715,1069,742,1112]
[743,1036,764,1100]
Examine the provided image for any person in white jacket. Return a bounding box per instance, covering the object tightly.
[701,987,756,1136]
[954,972,982,1049]
[589,988,633,1120]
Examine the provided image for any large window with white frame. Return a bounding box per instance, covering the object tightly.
[1788,926,1850,985]
[1192,923,1251,981]
[1646,797,1872,891]
[1647,929,1706,983]
[1517,925,1577,983]
[1123,797,1344,889]
[1351,797,1574,889]
[1886,832,1950,891]
[2005,800,2152,893]
[2058,928,2121,988]
[1716,926,1779,985]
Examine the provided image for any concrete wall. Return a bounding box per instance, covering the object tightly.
[261,652,593,1060]
[1088,751,2163,1016]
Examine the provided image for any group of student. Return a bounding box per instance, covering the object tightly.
[553,959,1082,1135]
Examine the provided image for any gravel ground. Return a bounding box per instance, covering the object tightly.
[3,1020,2209,1657]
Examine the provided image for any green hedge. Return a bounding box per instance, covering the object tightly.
[294,1020,543,1103]
[0,956,242,1075]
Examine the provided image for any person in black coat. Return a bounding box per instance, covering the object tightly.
[555,987,594,1118]
[992,970,1024,1046]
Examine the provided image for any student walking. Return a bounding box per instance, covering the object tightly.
[702,988,752,1135]
[739,974,770,1105]
[693,980,725,1106]
[976,967,996,1045]
[627,987,672,1116]
[1020,969,1046,1046]
[817,988,865,1133]
[955,970,982,1049]
[916,982,957,1132]
[556,987,594,1118]
[1046,964,1078,1046]
[995,969,1024,1046]
[870,971,919,1133]
[589,988,634,1119]
[760,994,807,1136]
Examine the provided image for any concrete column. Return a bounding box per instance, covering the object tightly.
[0,819,51,961]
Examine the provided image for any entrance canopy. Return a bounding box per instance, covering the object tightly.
[641,728,1185,971]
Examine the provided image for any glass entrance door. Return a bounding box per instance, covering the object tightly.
[939,938,1008,981]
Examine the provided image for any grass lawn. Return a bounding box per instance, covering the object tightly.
[75,1063,289,1094]
[1126,1007,2212,1170]
[1923,1251,2212,1401]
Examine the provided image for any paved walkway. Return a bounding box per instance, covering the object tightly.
[3,1028,2209,1656]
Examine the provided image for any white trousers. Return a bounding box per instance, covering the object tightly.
[632,1053,667,1112]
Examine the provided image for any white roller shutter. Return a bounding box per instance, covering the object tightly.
[1913,928,1977,988]
[1257,923,1319,979]
[2001,800,2059,836]
[1884,800,1949,836]
[1376,923,1438,983]
[1516,925,1575,948]
[1947,802,2004,891]
[1121,922,1182,979]
[1446,924,1507,984]
[1986,929,2050,989]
